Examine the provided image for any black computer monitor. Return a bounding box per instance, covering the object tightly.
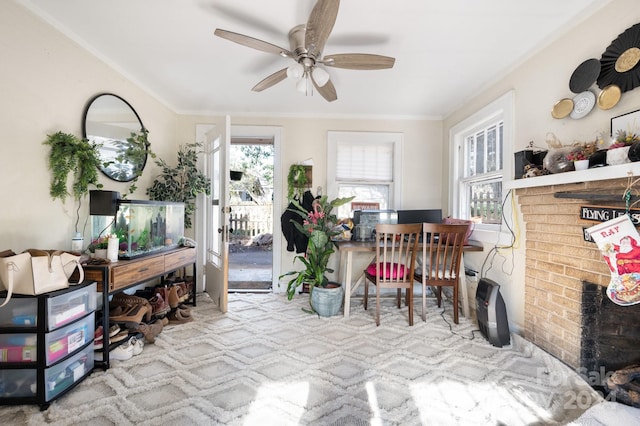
[397,209,443,225]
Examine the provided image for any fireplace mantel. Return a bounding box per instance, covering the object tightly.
[506,162,640,190]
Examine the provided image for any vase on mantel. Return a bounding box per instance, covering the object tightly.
[574,159,589,171]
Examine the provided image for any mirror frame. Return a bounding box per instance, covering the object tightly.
[82,93,148,183]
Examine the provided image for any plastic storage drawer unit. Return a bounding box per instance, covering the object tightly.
[0,334,37,363]
[47,283,97,331]
[45,312,94,366]
[0,299,37,327]
[0,369,37,398]
[44,344,94,401]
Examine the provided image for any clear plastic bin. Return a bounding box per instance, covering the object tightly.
[0,369,37,398]
[0,298,37,327]
[47,282,97,331]
[0,333,37,363]
[44,344,94,401]
[45,312,94,366]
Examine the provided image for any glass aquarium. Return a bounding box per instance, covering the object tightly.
[91,200,185,259]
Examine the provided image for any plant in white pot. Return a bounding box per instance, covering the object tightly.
[280,194,354,316]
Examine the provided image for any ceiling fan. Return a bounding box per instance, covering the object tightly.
[214,0,395,102]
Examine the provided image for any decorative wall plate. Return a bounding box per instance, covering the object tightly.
[597,84,622,110]
[551,98,574,119]
[598,23,640,93]
[570,90,595,119]
[569,58,601,93]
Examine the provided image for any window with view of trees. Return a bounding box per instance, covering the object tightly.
[451,91,513,226]
[462,122,503,224]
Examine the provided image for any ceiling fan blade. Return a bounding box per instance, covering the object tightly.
[321,53,395,70]
[209,5,284,39]
[312,75,338,102]
[252,68,289,92]
[214,29,293,58]
[305,0,340,58]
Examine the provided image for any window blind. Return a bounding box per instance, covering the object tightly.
[335,142,393,181]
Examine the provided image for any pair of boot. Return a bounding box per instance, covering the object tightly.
[133,288,171,318]
[132,319,164,344]
[167,304,193,324]
[155,283,189,310]
[109,293,153,328]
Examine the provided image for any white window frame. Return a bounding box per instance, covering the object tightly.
[449,91,514,230]
[327,131,403,213]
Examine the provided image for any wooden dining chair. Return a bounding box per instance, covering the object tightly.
[364,223,422,326]
[415,222,470,324]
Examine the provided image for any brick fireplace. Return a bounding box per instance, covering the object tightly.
[516,177,638,369]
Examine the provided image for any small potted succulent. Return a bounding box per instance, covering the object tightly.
[88,236,109,258]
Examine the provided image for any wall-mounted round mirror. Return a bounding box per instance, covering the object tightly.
[83,93,147,182]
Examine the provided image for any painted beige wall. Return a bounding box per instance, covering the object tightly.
[444,0,640,332]
[0,1,179,252]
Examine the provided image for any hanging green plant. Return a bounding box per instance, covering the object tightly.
[146,142,211,228]
[43,131,104,232]
[43,131,103,202]
[287,164,310,201]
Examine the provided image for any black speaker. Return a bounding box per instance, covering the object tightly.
[90,190,120,216]
[476,278,510,347]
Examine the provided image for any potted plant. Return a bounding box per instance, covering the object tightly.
[287,164,311,201]
[280,194,354,316]
[146,142,211,229]
[566,149,589,171]
[43,131,104,234]
[88,236,109,258]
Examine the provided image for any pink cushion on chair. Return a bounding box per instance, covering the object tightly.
[366,262,407,279]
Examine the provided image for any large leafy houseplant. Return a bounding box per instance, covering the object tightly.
[146,142,211,229]
[281,194,354,302]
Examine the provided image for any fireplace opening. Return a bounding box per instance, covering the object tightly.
[580,281,640,407]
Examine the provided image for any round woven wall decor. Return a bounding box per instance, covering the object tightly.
[598,22,640,93]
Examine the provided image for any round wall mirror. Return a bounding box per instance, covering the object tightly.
[83,93,147,182]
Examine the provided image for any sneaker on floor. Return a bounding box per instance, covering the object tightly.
[109,341,133,361]
[129,337,144,356]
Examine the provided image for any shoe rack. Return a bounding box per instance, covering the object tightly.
[0,282,97,410]
[82,246,196,370]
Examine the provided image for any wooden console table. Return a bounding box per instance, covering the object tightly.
[83,246,196,369]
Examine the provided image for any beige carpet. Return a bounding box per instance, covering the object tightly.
[0,292,605,425]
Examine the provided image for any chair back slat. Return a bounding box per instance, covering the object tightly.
[422,223,468,282]
[374,223,421,287]
[419,222,470,324]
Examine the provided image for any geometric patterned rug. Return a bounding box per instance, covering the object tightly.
[0,292,604,425]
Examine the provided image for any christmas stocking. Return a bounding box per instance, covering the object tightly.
[587,214,640,306]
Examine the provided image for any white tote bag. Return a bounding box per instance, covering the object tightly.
[0,249,84,307]
[586,215,640,306]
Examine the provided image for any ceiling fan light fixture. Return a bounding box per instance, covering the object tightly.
[312,66,330,87]
[296,75,309,93]
[286,62,304,79]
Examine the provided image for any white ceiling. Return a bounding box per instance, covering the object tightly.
[18,0,610,119]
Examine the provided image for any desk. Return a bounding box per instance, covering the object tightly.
[336,240,483,318]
